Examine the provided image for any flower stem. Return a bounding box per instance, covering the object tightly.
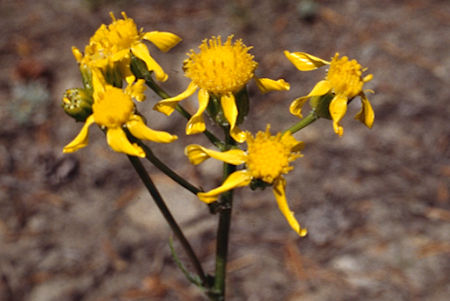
[127,155,207,286]
[284,111,319,134]
[137,141,201,195]
[209,131,236,300]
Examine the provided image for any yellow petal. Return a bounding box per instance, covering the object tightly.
[254,77,290,94]
[72,46,83,63]
[63,115,95,153]
[153,82,198,116]
[221,94,238,129]
[131,42,168,82]
[289,80,331,118]
[197,170,252,204]
[143,31,182,52]
[111,49,130,63]
[220,93,246,143]
[91,68,106,94]
[229,125,247,143]
[185,144,247,165]
[272,177,307,237]
[284,51,329,71]
[186,88,209,135]
[355,93,375,128]
[126,79,146,102]
[119,61,137,86]
[127,115,177,143]
[329,94,348,136]
[106,127,145,157]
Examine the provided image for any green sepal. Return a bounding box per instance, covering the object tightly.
[79,65,93,93]
[250,178,271,191]
[130,53,152,81]
[104,64,123,88]
[235,87,249,125]
[310,93,334,119]
[206,94,228,127]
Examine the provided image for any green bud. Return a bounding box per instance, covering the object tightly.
[62,88,93,122]
[310,93,334,119]
[79,64,93,92]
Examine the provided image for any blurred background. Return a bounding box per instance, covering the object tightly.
[0,0,449,300]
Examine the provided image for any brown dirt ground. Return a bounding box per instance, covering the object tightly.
[0,0,449,300]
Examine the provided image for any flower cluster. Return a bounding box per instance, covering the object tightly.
[63,12,181,157]
[62,11,375,237]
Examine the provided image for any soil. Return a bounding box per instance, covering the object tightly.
[0,0,449,300]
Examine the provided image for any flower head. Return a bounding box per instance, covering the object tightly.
[72,12,181,83]
[63,70,177,157]
[185,125,306,236]
[284,51,374,136]
[155,36,290,142]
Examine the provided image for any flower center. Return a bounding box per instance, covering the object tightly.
[93,86,134,128]
[87,13,139,60]
[246,127,302,184]
[326,53,365,98]
[184,36,258,95]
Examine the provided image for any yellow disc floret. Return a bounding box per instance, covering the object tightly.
[92,86,134,128]
[89,12,138,56]
[184,36,258,95]
[246,126,302,184]
[326,53,365,99]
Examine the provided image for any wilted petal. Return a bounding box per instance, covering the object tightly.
[72,46,83,63]
[143,31,182,52]
[63,115,95,153]
[186,88,209,135]
[329,94,348,136]
[273,177,307,237]
[284,51,329,71]
[127,115,177,143]
[254,77,290,94]
[220,93,246,143]
[126,79,146,102]
[289,80,331,118]
[106,127,145,157]
[131,42,168,82]
[355,93,375,129]
[185,144,247,165]
[154,82,198,116]
[197,170,252,203]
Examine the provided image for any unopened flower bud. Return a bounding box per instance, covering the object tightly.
[62,88,93,122]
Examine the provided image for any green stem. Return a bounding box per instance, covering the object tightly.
[137,141,201,195]
[209,131,236,300]
[284,111,319,134]
[127,155,207,286]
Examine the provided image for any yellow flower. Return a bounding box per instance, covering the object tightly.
[63,70,177,157]
[185,125,307,236]
[72,12,181,83]
[284,51,374,136]
[154,36,290,142]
